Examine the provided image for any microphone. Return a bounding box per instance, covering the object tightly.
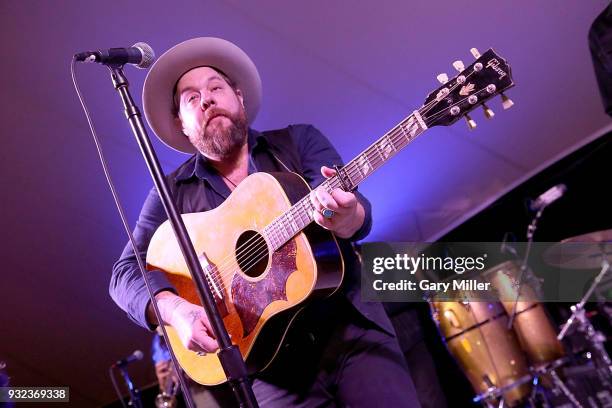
[529,184,567,211]
[74,43,155,69]
[112,350,144,368]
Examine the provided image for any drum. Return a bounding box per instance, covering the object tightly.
[483,261,564,367]
[431,289,532,406]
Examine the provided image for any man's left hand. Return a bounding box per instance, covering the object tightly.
[310,166,365,239]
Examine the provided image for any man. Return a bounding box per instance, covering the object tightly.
[151,331,180,407]
[111,37,420,407]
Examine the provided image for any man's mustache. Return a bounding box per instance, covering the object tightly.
[205,108,233,125]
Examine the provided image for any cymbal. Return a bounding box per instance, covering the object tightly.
[543,229,612,269]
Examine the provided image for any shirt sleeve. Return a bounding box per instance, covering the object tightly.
[109,187,177,330]
[288,124,373,241]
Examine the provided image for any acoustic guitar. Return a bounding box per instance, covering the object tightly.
[146,48,515,385]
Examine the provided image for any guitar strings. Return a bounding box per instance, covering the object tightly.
[207,124,417,286]
[201,175,339,286]
[219,119,424,278]
[203,80,483,288]
[203,122,419,287]
[205,77,486,289]
[202,70,485,287]
[206,93,443,281]
[202,117,416,287]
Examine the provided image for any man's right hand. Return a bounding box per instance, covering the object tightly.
[153,291,220,354]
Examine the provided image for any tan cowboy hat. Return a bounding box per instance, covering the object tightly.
[142,37,262,154]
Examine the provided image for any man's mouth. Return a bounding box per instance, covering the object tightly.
[207,113,227,124]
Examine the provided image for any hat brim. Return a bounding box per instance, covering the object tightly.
[143,37,262,154]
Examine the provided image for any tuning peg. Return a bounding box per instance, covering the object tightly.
[436,73,449,84]
[501,92,514,109]
[464,113,477,130]
[470,48,481,58]
[482,103,495,119]
[452,60,465,72]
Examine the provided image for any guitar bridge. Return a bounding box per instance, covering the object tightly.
[198,253,224,300]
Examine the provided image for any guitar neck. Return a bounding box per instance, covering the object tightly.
[262,110,428,250]
[261,47,516,250]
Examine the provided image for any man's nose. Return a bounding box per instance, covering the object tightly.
[200,93,215,110]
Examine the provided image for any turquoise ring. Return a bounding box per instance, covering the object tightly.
[321,208,335,219]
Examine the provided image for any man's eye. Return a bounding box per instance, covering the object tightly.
[212,86,222,91]
[187,94,199,102]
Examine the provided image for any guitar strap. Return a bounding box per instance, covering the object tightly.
[259,127,304,175]
[167,127,303,215]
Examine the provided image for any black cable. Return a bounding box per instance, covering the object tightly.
[70,59,196,408]
[108,366,129,408]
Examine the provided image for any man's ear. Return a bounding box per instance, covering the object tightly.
[236,89,245,108]
[174,115,187,136]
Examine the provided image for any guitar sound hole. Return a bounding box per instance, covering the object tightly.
[236,231,270,278]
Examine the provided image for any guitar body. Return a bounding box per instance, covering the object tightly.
[146,172,344,385]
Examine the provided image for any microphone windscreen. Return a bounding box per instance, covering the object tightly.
[133,349,144,360]
[132,42,155,69]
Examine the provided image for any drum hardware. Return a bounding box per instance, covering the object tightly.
[558,302,612,376]
[528,357,583,408]
[472,356,601,408]
[506,201,549,330]
[155,372,179,408]
[543,230,612,378]
[548,370,584,408]
[473,373,534,407]
[556,264,609,340]
[500,235,544,299]
[155,352,180,408]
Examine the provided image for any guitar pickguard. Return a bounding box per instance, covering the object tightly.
[231,239,298,338]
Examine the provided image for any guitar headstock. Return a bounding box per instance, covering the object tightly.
[421,48,514,129]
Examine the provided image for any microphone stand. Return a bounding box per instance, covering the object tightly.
[117,365,143,408]
[506,206,544,329]
[107,65,258,408]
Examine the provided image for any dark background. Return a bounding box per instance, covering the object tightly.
[1,1,610,406]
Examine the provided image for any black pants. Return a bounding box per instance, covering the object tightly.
[250,296,421,407]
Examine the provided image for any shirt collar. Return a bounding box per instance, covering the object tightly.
[174,128,266,183]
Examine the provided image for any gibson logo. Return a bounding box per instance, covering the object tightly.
[486,58,506,79]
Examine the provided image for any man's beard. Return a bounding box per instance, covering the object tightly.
[188,107,248,160]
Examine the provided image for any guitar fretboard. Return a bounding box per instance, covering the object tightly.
[263,110,428,250]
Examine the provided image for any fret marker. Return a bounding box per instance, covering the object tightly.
[403,115,421,138]
[412,110,428,130]
[358,155,372,176]
[379,138,394,158]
